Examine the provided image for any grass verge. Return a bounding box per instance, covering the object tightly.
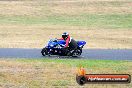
[0,58,131,88]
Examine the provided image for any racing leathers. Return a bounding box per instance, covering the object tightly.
[58,35,78,55]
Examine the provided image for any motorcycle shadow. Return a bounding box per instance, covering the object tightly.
[41,55,84,59]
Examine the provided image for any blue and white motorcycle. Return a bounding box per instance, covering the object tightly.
[41,39,86,57]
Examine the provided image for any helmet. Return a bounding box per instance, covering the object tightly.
[62,32,69,40]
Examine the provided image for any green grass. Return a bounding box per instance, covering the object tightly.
[17,58,132,72]
[0,14,132,29]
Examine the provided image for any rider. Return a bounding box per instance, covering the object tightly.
[58,32,78,55]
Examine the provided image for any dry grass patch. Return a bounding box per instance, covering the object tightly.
[0,1,41,16]
[0,0,132,16]
[0,59,76,87]
[0,25,132,49]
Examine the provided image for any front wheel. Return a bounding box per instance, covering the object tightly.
[41,48,48,56]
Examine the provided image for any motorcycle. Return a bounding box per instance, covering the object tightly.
[41,39,86,57]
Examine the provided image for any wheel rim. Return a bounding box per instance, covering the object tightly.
[42,51,45,56]
[75,49,81,56]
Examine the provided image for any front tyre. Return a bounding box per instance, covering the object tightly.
[41,48,48,56]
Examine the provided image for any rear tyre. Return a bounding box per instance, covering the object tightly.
[72,49,82,57]
[41,48,48,56]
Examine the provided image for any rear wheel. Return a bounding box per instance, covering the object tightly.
[72,48,82,57]
[41,48,48,56]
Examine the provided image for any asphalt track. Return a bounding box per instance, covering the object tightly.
[0,48,132,60]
